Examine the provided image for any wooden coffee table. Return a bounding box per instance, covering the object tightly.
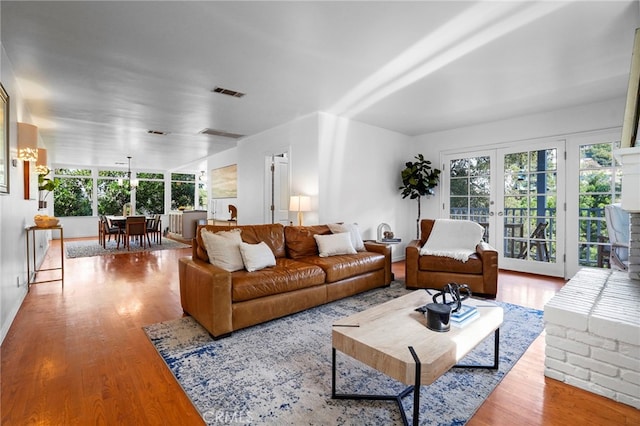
[331,290,503,426]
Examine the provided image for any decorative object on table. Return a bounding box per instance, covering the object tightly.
[424,302,451,332]
[144,282,544,425]
[37,166,59,209]
[33,214,59,228]
[450,304,480,327]
[399,154,441,238]
[432,282,472,313]
[376,223,401,243]
[228,204,237,220]
[289,195,311,226]
[416,283,473,331]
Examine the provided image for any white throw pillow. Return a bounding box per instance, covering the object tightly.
[314,232,356,257]
[200,228,244,272]
[239,242,276,272]
[328,223,365,251]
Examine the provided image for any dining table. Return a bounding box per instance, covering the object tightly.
[104,215,157,248]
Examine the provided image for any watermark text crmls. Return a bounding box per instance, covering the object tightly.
[203,409,254,424]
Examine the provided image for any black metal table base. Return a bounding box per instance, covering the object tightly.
[332,329,500,426]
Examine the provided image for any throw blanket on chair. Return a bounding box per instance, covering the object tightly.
[420,219,485,262]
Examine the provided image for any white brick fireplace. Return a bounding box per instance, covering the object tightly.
[544,147,640,409]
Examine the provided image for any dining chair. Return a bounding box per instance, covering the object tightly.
[124,216,149,250]
[101,215,122,248]
[146,214,162,245]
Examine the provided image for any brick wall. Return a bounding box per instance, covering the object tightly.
[544,268,640,409]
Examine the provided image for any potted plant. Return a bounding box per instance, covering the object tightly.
[37,167,59,209]
[399,154,441,238]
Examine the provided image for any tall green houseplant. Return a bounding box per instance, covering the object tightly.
[399,154,441,238]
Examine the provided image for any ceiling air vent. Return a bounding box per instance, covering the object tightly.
[200,128,245,139]
[147,129,169,135]
[211,86,245,98]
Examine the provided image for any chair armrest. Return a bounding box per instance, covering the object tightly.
[476,241,498,296]
[364,241,392,284]
[405,239,422,287]
[178,256,233,337]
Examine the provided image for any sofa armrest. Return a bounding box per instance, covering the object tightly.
[405,239,422,287]
[178,256,233,338]
[363,241,392,284]
[476,241,498,296]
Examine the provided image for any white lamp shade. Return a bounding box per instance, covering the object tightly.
[18,123,39,161]
[36,148,48,174]
[289,195,311,212]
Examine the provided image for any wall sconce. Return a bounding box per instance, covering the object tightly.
[35,148,49,174]
[289,195,311,226]
[18,122,39,161]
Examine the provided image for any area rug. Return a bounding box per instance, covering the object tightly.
[65,238,190,258]
[144,283,543,425]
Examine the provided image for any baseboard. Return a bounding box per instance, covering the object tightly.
[0,286,27,345]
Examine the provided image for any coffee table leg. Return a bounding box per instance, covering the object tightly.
[453,328,500,370]
[408,346,421,426]
[332,346,420,426]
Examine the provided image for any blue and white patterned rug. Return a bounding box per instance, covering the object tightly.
[65,238,190,258]
[144,283,543,425]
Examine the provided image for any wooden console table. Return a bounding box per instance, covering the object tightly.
[26,225,64,290]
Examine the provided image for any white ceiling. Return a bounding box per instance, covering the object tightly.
[1,1,638,172]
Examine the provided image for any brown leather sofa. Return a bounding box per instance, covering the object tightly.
[179,223,392,338]
[405,219,498,297]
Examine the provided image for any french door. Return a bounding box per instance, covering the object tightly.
[443,140,565,277]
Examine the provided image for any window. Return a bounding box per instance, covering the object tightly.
[136,172,165,215]
[97,170,130,215]
[578,141,622,267]
[53,168,93,217]
[171,173,195,210]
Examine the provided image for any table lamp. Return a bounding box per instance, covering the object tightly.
[289,195,311,226]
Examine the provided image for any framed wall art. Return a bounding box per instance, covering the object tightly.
[211,164,237,198]
[0,83,9,194]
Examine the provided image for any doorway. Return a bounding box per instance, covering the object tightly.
[264,153,290,225]
[442,139,566,277]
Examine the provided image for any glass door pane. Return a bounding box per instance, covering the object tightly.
[498,142,565,277]
[445,153,495,244]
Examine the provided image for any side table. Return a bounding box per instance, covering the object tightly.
[367,239,401,281]
[26,225,64,290]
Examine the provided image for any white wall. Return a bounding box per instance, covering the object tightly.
[207,147,238,221]
[318,112,412,245]
[236,113,319,225]
[0,44,48,343]
[209,112,413,260]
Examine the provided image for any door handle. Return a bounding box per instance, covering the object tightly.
[489,211,494,216]
[498,212,504,216]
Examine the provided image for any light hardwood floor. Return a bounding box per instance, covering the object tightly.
[1,239,638,425]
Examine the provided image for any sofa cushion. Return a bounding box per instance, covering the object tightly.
[200,228,245,272]
[231,258,326,302]
[418,253,483,274]
[314,232,357,257]
[196,223,286,262]
[327,223,365,251]
[284,225,331,259]
[299,252,385,283]
[239,242,276,272]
